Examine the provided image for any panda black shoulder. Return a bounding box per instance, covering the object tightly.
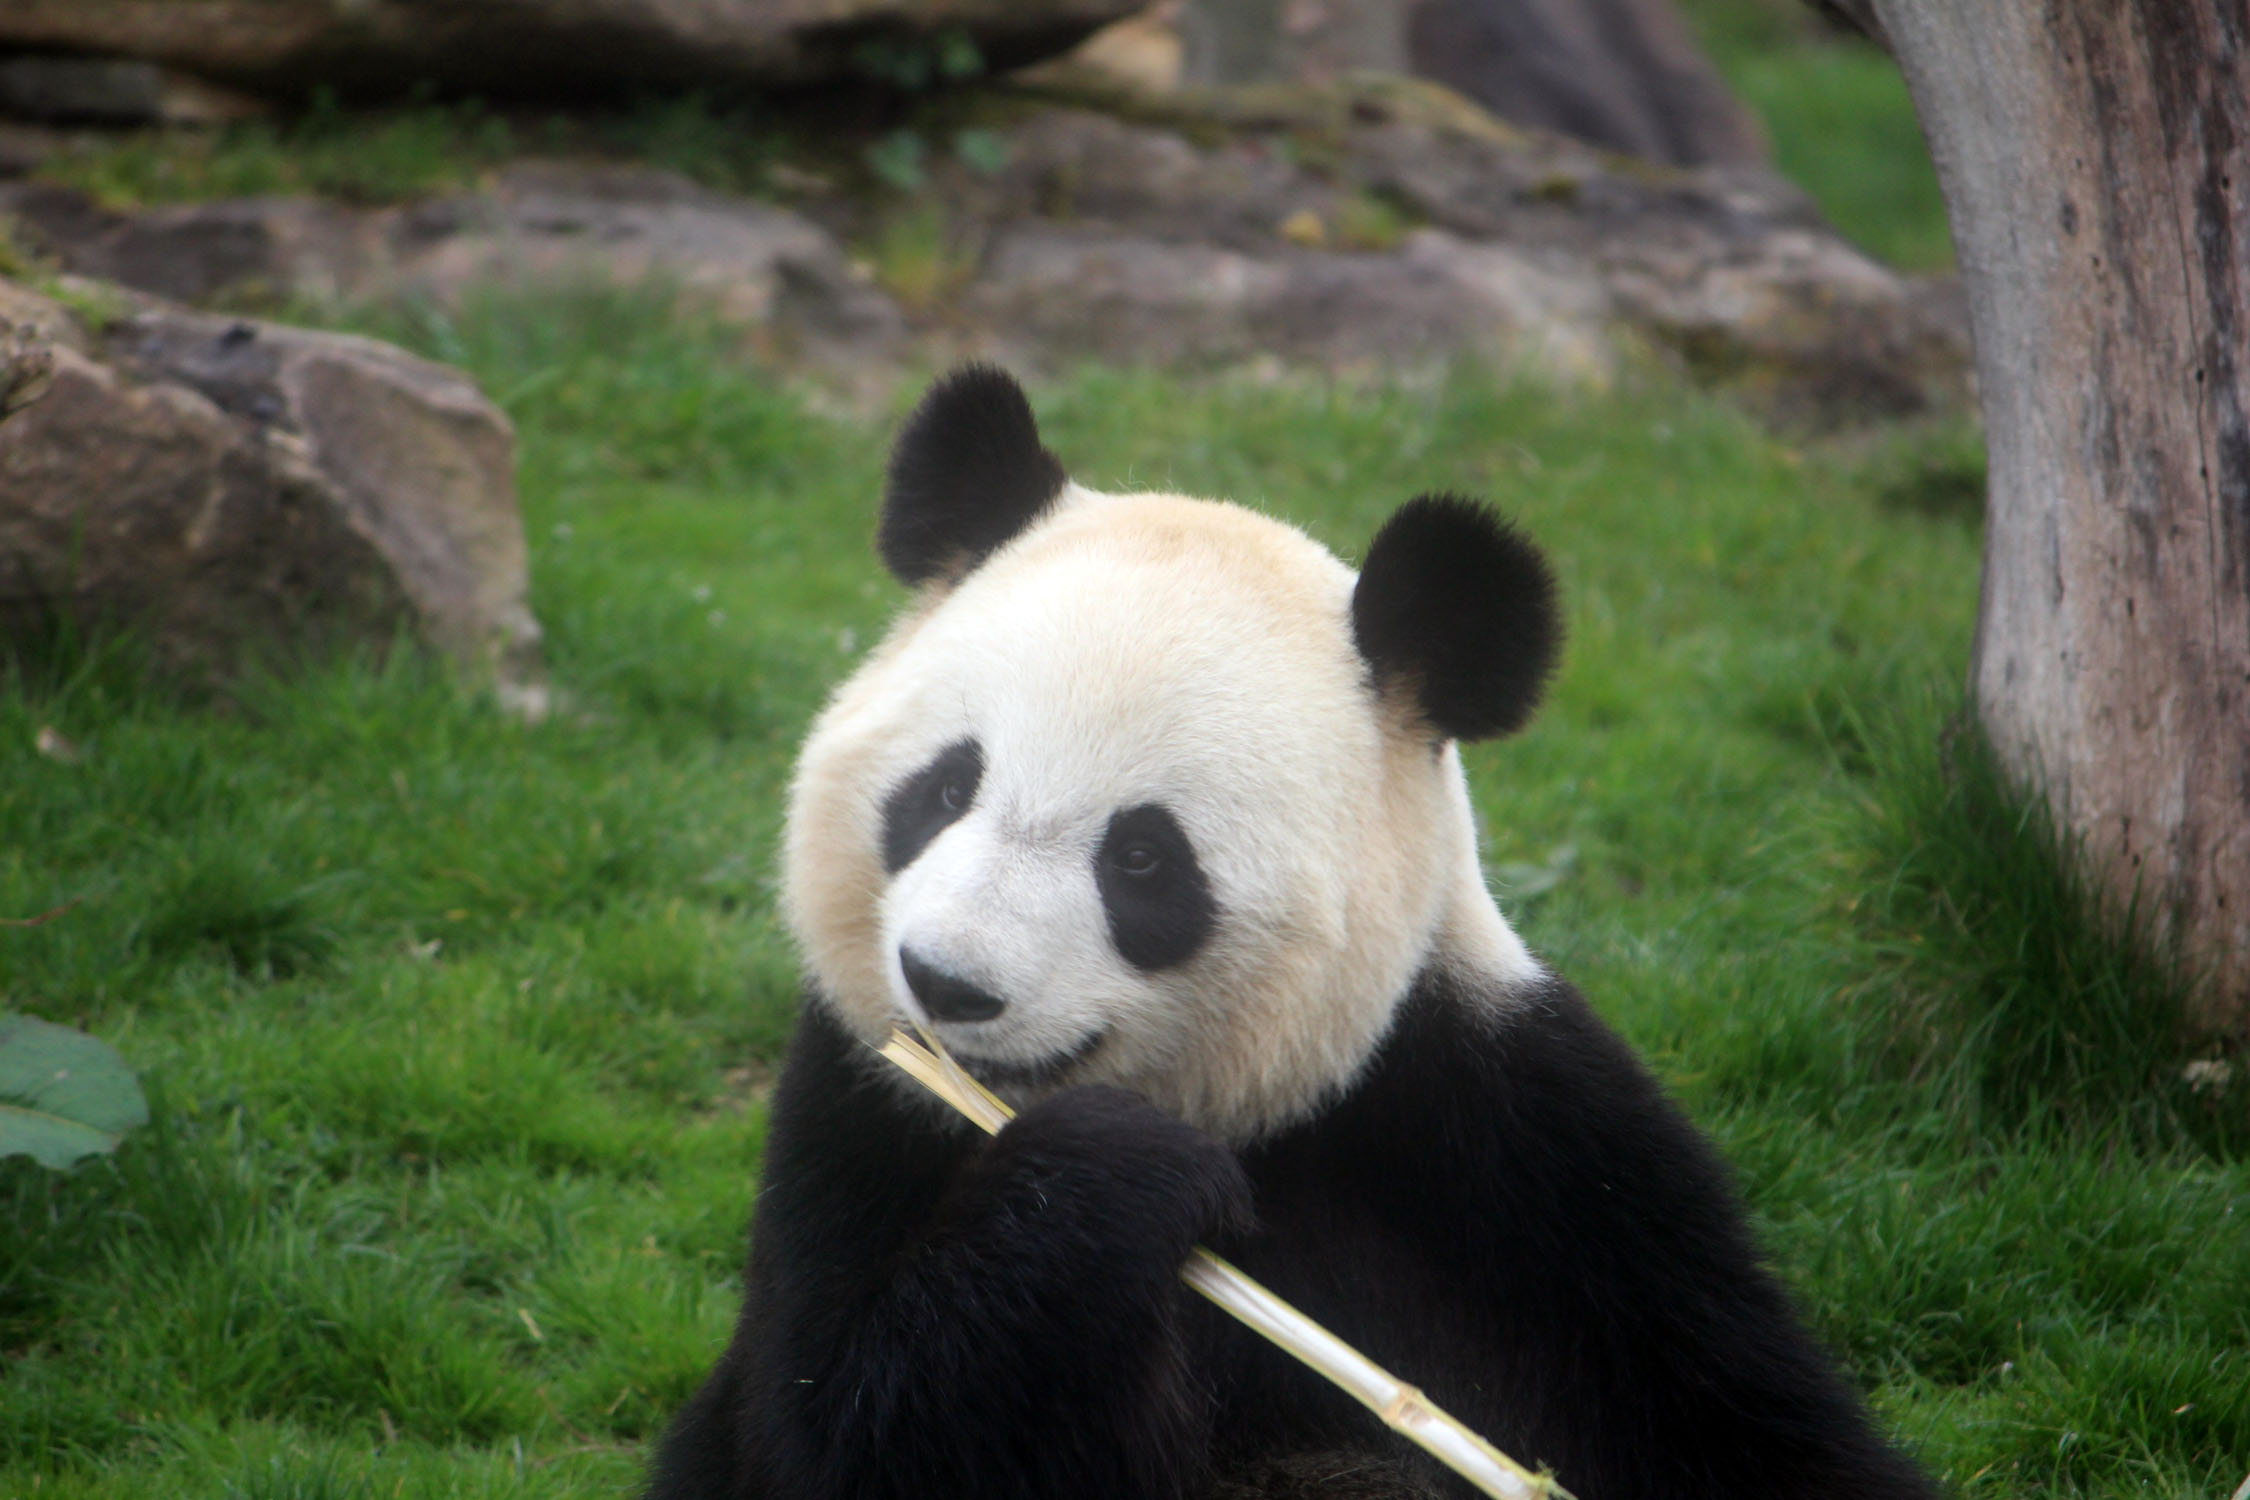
[1238,973,1936,1500]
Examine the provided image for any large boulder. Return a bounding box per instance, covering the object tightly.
[0,1,1145,102]
[0,277,543,708]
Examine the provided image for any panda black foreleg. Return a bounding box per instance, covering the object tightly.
[757,1082,1253,1500]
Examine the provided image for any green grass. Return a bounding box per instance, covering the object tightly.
[1680,0,1955,270]
[4,293,2244,1498]
[1840,696,2243,1154]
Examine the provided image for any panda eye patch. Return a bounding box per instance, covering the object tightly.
[1095,804,1213,971]
[881,739,982,874]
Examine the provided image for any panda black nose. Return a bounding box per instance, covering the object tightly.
[899,947,1007,1023]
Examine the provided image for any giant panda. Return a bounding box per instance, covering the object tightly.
[647,367,1935,1500]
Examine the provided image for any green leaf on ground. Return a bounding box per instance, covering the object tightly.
[1492,843,1579,903]
[0,1013,148,1169]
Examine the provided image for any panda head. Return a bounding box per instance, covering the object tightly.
[785,367,1562,1142]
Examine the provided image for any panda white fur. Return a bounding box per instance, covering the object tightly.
[647,368,1935,1500]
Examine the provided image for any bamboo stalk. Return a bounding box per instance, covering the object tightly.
[876,1026,1571,1500]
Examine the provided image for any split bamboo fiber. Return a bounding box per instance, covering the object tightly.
[877,1026,1572,1500]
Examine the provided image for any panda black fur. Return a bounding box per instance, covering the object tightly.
[647,367,1936,1500]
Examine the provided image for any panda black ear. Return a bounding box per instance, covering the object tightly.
[1351,494,1562,741]
[879,364,1068,587]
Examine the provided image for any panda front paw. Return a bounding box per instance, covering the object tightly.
[989,1085,1254,1256]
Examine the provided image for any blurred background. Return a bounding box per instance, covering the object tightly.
[1,4,2242,1499]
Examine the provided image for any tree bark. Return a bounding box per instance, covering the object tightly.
[1871,1,2249,1035]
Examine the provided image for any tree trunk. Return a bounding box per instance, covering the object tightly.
[1871,1,2249,1035]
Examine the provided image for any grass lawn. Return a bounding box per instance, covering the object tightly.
[1681,0,1954,271]
[4,286,2243,1498]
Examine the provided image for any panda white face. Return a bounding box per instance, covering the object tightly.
[786,487,1537,1141]
[783,367,1557,1141]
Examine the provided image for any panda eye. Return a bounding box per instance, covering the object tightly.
[1095,803,1213,972]
[1113,842,1161,878]
[880,739,982,875]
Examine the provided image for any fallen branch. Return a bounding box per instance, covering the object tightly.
[1,897,83,929]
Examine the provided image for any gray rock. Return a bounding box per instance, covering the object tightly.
[1162,0,1766,167]
[0,183,352,307]
[0,0,1144,102]
[387,165,908,367]
[0,298,53,418]
[1176,0,1414,87]
[0,56,268,126]
[952,96,1964,421]
[1406,0,1767,167]
[0,165,906,372]
[965,224,1612,380]
[0,85,1968,424]
[0,277,543,708]
[0,123,66,179]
